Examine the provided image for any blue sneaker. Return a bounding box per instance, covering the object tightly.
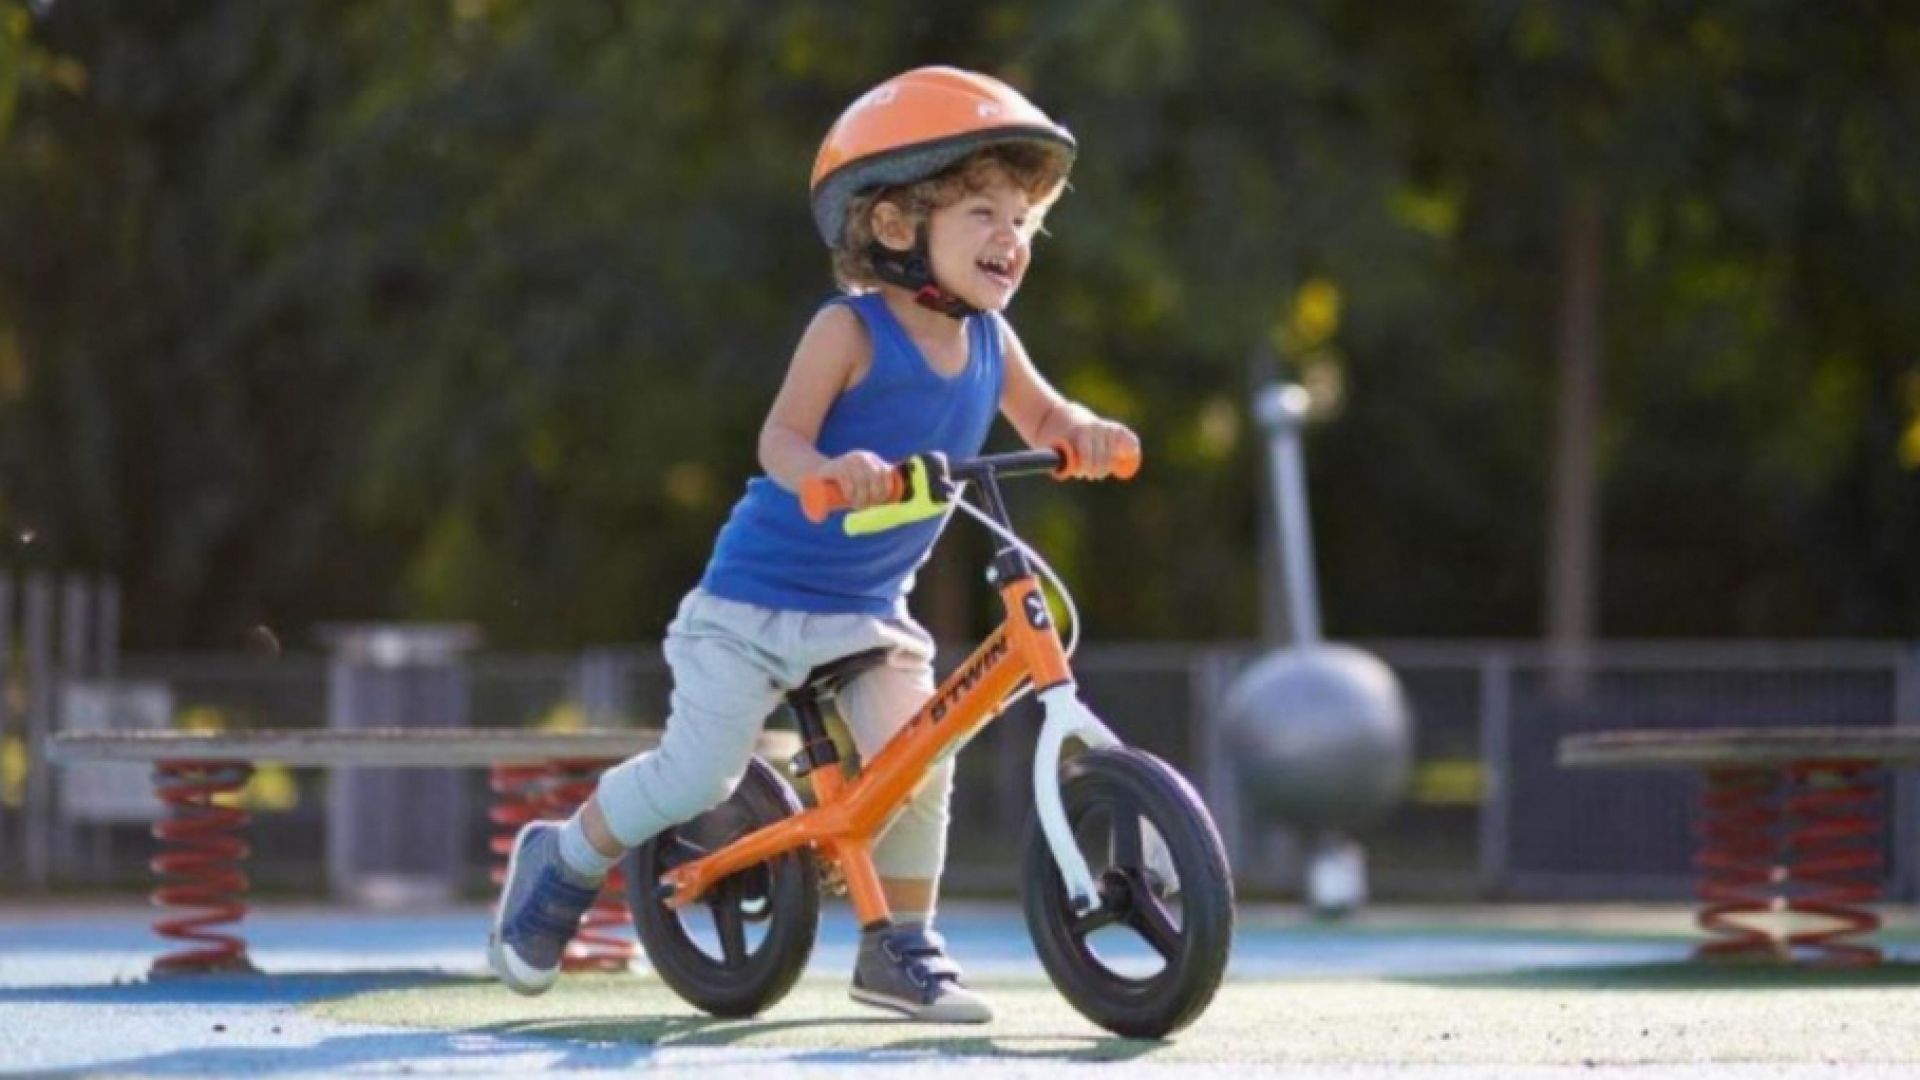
[849,922,992,1023]
[488,821,603,995]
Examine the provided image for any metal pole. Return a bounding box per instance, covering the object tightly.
[0,571,12,881]
[56,576,91,882]
[23,574,53,888]
[1196,649,1246,885]
[1476,649,1514,897]
[1894,646,1920,902]
[94,576,119,679]
[59,576,89,678]
[1253,383,1322,648]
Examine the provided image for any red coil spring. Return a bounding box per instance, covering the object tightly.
[149,760,257,974]
[1780,760,1882,966]
[489,759,635,971]
[1693,761,1885,966]
[1694,767,1782,961]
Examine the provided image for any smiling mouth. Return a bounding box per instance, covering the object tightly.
[976,255,1015,286]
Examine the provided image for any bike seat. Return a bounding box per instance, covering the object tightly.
[787,647,890,705]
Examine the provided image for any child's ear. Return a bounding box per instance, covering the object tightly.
[870,200,916,253]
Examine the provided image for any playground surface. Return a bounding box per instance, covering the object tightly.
[3,899,1919,1078]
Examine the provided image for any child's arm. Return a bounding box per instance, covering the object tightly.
[999,321,1140,478]
[758,304,898,509]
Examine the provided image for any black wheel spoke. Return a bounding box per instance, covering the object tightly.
[712,897,749,967]
[1126,889,1183,963]
[1070,900,1124,939]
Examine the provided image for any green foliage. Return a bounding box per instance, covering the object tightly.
[1,0,1916,648]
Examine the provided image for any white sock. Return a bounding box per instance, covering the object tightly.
[557,813,619,883]
[892,908,930,929]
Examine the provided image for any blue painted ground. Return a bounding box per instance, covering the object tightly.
[3,899,1893,1079]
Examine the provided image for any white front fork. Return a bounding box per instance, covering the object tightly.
[1031,684,1121,913]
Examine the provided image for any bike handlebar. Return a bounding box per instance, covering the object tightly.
[799,442,1140,524]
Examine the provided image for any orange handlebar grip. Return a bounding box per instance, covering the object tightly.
[1051,441,1143,481]
[800,477,848,523]
[1050,441,1079,479]
[800,470,907,524]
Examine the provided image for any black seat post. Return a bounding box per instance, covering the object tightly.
[784,648,888,780]
[786,689,841,779]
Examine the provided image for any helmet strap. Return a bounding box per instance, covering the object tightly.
[865,225,978,320]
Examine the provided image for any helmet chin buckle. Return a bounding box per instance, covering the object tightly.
[867,231,979,320]
[913,285,976,320]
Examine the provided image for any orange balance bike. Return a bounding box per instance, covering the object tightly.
[621,446,1233,1038]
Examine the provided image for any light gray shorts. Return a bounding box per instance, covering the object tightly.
[594,589,952,880]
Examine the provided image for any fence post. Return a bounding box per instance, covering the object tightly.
[1192,647,1300,893]
[1895,645,1920,902]
[59,576,90,678]
[1192,649,1239,880]
[53,576,91,880]
[94,575,119,679]
[22,573,53,889]
[1476,649,1513,897]
[0,571,12,882]
[573,648,628,727]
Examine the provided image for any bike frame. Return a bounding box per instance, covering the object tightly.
[657,451,1124,925]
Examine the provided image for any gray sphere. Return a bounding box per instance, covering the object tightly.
[1221,644,1414,830]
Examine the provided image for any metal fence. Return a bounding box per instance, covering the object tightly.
[5,627,1917,902]
[0,572,121,889]
[1200,641,1918,902]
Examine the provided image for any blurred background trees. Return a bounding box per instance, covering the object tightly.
[1,0,1915,651]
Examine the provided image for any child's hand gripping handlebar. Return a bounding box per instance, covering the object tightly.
[799,454,952,534]
[800,442,1141,531]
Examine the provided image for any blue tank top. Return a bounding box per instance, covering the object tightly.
[700,293,1005,615]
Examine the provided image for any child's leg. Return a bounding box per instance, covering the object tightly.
[834,634,950,920]
[833,622,990,1014]
[835,627,989,1023]
[492,592,790,994]
[552,796,623,881]
[589,618,789,850]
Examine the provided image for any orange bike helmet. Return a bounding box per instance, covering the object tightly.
[809,66,1077,248]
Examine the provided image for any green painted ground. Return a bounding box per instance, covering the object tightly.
[312,962,1920,1068]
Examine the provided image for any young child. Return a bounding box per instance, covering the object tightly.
[490,66,1139,1023]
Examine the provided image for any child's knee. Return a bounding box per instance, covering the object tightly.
[872,757,956,876]
[594,754,745,847]
[887,753,956,837]
[913,755,956,811]
[661,767,742,823]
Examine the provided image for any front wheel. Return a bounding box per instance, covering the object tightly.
[1022,747,1234,1038]
[624,756,820,1018]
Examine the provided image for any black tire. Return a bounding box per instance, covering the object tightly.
[624,756,820,1017]
[1022,747,1234,1038]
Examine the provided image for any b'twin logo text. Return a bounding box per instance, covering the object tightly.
[928,637,1011,724]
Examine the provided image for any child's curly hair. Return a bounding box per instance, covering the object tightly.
[831,141,1073,292]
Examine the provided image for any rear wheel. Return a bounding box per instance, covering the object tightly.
[624,756,820,1017]
[1022,747,1234,1038]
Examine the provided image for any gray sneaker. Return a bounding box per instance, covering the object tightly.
[487,821,603,995]
[849,922,992,1023]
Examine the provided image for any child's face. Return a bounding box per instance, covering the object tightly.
[923,173,1044,313]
